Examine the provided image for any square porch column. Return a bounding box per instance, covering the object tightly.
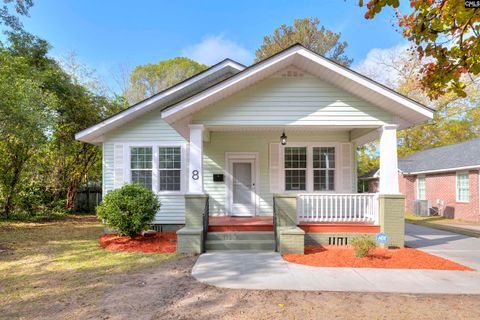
[188,124,204,194]
[378,124,399,194]
[177,124,205,253]
[378,124,405,248]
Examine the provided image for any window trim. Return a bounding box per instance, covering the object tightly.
[158,146,183,192]
[125,142,187,195]
[417,175,426,200]
[280,142,339,193]
[130,146,154,190]
[456,171,470,203]
[284,146,308,191]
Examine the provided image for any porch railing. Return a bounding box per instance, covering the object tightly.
[297,193,379,224]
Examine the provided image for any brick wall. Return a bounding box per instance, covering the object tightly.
[399,174,416,213]
[366,170,480,223]
[423,170,479,223]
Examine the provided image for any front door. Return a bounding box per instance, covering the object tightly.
[227,154,257,216]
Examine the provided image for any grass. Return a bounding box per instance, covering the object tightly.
[0,215,180,318]
[405,213,480,238]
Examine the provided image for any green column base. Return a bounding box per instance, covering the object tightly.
[379,194,405,248]
[185,194,208,228]
[176,227,202,254]
[278,226,305,254]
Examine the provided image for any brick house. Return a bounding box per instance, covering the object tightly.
[361,139,480,223]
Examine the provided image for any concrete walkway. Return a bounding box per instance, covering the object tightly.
[193,251,480,294]
[405,223,480,270]
[193,224,480,294]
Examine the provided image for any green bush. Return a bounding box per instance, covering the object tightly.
[96,184,160,237]
[351,235,376,258]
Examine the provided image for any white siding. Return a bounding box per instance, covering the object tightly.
[103,109,187,224]
[192,74,392,126]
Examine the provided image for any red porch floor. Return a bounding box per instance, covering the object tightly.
[208,216,379,233]
[298,222,380,233]
[208,216,273,232]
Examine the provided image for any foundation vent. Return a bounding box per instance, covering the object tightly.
[328,237,348,246]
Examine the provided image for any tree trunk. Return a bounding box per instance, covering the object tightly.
[3,165,22,220]
[65,183,77,211]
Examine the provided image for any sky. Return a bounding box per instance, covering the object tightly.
[13,0,411,93]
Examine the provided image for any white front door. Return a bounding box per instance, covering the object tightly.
[226,153,258,216]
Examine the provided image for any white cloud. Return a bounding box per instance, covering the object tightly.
[354,43,412,89]
[181,34,254,66]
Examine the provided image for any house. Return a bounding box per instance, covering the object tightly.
[75,44,433,253]
[361,139,480,223]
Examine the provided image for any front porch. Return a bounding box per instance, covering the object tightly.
[176,190,404,253]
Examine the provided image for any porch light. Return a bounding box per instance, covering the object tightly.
[280,131,287,145]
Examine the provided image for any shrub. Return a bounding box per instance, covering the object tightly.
[96,184,160,237]
[351,235,376,258]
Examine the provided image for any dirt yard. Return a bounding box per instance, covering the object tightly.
[1,216,479,320]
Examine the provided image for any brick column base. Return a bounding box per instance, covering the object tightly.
[379,194,405,248]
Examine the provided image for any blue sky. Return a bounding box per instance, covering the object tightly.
[14,0,410,92]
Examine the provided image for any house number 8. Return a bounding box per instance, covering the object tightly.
[192,170,199,180]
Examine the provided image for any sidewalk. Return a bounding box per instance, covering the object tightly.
[192,251,480,294]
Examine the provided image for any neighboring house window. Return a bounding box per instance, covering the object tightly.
[456,172,469,202]
[159,147,181,191]
[417,176,426,200]
[130,147,153,190]
[284,147,307,191]
[313,147,335,191]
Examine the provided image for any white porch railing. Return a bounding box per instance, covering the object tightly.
[297,193,379,224]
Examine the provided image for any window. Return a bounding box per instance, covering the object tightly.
[130,147,153,189]
[283,145,337,192]
[313,147,335,191]
[159,147,181,191]
[417,176,426,200]
[456,172,469,202]
[284,147,307,190]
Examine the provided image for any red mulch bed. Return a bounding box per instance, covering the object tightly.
[283,246,474,271]
[99,232,177,253]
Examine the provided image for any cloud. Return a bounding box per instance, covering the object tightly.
[354,43,412,88]
[181,34,254,66]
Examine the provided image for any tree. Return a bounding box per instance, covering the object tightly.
[0,0,33,30]
[126,57,207,104]
[0,31,126,218]
[0,43,55,218]
[359,0,480,98]
[356,45,480,172]
[255,17,352,66]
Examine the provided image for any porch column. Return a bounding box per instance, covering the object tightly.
[188,124,204,194]
[378,124,399,194]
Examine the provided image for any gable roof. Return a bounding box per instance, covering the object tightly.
[161,43,434,125]
[75,59,246,144]
[76,44,434,144]
[360,138,480,179]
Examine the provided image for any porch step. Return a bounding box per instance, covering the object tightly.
[207,231,274,241]
[205,231,275,251]
[208,225,274,232]
[205,239,276,251]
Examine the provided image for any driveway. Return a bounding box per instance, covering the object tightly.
[405,223,480,270]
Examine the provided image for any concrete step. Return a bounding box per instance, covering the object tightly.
[205,239,276,251]
[207,231,274,241]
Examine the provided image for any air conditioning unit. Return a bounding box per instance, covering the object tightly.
[413,200,432,216]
